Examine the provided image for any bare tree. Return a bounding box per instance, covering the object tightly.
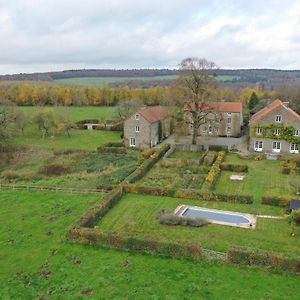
[178,57,220,144]
[114,98,142,121]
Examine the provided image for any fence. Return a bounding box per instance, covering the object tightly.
[0,184,106,194]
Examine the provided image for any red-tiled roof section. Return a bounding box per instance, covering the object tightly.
[184,102,242,113]
[139,106,166,123]
[250,99,300,123]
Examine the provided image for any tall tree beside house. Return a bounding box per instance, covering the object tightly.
[247,92,259,110]
[178,57,219,144]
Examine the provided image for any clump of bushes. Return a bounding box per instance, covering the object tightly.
[39,164,70,176]
[156,209,208,227]
[261,196,290,208]
[220,164,248,172]
[228,246,300,273]
[141,148,156,159]
[291,209,300,225]
[1,170,20,180]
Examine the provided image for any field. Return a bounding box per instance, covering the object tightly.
[1,190,300,299]
[0,148,141,189]
[168,150,204,159]
[18,106,116,122]
[53,75,241,87]
[97,193,299,256]
[215,154,299,203]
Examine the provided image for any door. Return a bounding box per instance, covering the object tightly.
[254,141,263,152]
[272,141,281,153]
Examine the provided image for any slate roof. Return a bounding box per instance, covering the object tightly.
[139,106,166,123]
[250,99,300,124]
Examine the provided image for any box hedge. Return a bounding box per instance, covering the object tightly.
[261,196,290,208]
[68,228,202,259]
[228,246,300,273]
[220,164,248,172]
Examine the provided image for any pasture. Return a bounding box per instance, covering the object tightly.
[1,190,300,299]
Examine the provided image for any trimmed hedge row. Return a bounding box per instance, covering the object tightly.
[261,196,290,208]
[228,246,300,273]
[220,163,248,172]
[202,151,226,190]
[123,184,253,204]
[72,187,123,228]
[68,227,202,259]
[124,144,170,184]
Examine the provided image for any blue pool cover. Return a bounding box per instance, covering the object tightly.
[183,208,250,224]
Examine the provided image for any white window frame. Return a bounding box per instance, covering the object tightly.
[274,129,280,136]
[275,115,282,123]
[295,129,299,136]
[135,125,140,132]
[290,143,299,154]
[272,141,281,153]
[254,140,263,152]
[208,126,213,134]
[256,128,262,135]
[227,117,232,124]
[135,114,140,120]
[129,137,136,147]
[227,126,232,135]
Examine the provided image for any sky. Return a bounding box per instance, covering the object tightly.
[1,0,300,74]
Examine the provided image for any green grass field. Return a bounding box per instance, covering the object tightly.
[168,150,204,159]
[215,154,299,203]
[1,190,300,299]
[18,106,116,122]
[97,193,299,256]
[53,75,240,87]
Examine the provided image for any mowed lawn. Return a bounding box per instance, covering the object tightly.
[168,150,205,159]
[97,194,300,256]
[1,190,300,299]
[18,106,116,122]
[13,127,122,150]
[215,154,299,204]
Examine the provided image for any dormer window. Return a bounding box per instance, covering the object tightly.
[295,129,299,136]
[135,114,140,120]
[274,129,280,136]
[275,115,282,123]
[256,128,262,135]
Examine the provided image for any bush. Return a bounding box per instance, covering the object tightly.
[220,164,248,172]
[228,246,300,273]
[291,209,300,225]
[209,145,228,152]
[141,148,156,159]
[1,170,20,180]
[39,164,70,176]
[261,196,290,208]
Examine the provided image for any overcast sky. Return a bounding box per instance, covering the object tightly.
[1,0,300,74]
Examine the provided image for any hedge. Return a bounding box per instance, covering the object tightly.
[261,196,290,208]
[123,144,170,184]
[220,164,248,172]
[97,142,127,154]
[202,151,225,190]
[67,227,202,259]
[72,187,123,228]
[228,246,300,273]
[123,184,253,204]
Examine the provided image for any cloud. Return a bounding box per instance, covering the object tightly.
[0,0,300,74]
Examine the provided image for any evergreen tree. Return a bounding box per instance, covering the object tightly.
[248,92,259,110]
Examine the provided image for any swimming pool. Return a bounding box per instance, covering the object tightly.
[176,205,256,228]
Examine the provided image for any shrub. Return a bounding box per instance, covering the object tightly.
[228,246,300,273]
[220,164,248,172]
[142,148,156,159]
[261,196,290,208]
[291,209,300,225]
[1,170,20,180]
[209,145,228,152]
[39,164,70,176]
[281,166,291,174]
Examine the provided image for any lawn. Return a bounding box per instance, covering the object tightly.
[13,128,122,150]
[168,150,204,159]
[18,106,116,122]
[1,190,300,299]
[215,154,300,204]
[97,193,300,256]
[0,149,141,189]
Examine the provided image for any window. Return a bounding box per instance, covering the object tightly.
[129,137,136,147]
[275,115,282,123]
[295,129,299,136]
[274,129,280,135]
[227,117,232,123]
[208,126,213,134]
[135,114,140,120]
[227,112,232,116]
[290,143,299,153]
[272,141,281,152]
[227,126,231,134]
[256,128,262,135]
[135,125,140,132]
[255,141,263,151]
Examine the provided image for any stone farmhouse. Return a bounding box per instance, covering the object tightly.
[124,106,171,148]
[184,102,243,137]
[249,99,300,154]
